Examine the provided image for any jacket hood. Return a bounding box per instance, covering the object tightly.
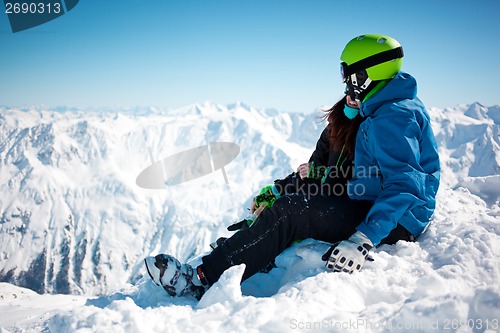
[360,72,418,117]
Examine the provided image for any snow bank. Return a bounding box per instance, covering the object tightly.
[39,188,500,333]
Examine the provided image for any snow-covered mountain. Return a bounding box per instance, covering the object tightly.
[0,101,323,295]
[429,103,500,188]
[0,101,499,333]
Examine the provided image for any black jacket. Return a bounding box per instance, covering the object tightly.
[274,126,354,197]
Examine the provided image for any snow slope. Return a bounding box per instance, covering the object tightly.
[0,102,499,332]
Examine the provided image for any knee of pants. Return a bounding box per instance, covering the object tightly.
[255,196,292,225]
[274,193,308,209]
[269,194,309,227]
[253,194,301,229]
[272,195,293,210]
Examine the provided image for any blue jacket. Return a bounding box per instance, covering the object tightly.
[348,72,440,246]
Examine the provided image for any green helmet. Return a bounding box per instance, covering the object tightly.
[340,34,404,103]
[340,34,404,81]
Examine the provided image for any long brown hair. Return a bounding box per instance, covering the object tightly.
[323,96,363,158]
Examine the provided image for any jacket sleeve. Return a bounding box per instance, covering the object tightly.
[308,126,330,165]
[274,126,330,195]
[355,112,428,246]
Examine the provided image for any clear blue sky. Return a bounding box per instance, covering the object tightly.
[1,0,499,112]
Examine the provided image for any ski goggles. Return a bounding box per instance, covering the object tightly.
[340,62,349,83]
[340,46,404,82]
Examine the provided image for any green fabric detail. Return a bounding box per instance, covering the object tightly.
[308,161,329,180]
[254,185,278,208]
[362,80,390,103]
[246,216,256,228]
[336,145,346,168]
[258,185,274,195]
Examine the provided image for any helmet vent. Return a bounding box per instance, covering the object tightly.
[357,35,365,41]
[377,37,387,44]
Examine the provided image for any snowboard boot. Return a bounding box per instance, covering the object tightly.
[144,254,207,300]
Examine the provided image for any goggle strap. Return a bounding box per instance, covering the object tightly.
[350,73,358,86]
[360,77,372,90]
[343,46,404,77]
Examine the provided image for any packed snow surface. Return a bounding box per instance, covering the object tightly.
[0,101,499,332]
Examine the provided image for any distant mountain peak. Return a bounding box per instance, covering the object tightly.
[464,102,489,120]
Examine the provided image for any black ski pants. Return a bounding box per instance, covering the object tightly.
[202,193,414,284]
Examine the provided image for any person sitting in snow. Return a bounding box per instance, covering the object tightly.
[145,34,441,300]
